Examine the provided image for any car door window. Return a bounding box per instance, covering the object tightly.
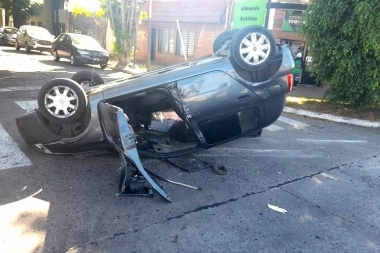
[58,35,66,42]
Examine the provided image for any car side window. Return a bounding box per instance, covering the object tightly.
[58,35,66,42]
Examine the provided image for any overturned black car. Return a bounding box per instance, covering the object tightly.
[16,26,294,201]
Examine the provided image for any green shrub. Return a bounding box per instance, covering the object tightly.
[302,0,380,107]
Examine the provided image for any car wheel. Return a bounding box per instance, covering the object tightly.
[230,25,276,71]
[71,70,105,90]
[70,54,78,66]
[213,29,238,53]
[37,78,88,124]
[15,41,20,51]
[53,50,60,62]
[25,43,31,53]
[0,38,4,45]
[100,64,107,69]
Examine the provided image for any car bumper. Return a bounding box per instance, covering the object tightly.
[29,41,53,51]
[77,55,109,65]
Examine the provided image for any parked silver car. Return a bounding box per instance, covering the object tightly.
[15,25,55,53]
[0,27,18,46]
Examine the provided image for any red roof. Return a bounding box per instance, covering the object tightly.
[142,0,228,24]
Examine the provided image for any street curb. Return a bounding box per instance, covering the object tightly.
[283,106,380,128]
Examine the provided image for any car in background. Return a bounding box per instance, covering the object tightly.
[52,33,109,69]
[0,27,18,46]
[15,25,55,53]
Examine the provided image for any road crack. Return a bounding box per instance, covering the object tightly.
[66,154,380,251]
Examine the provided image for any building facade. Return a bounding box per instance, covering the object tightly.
[135,0,228,66]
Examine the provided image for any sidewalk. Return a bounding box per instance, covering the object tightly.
[285,84,380,128]
[289,84,329,100]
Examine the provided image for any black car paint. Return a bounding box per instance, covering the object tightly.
[52,33,109,65]
[16,44,294,158]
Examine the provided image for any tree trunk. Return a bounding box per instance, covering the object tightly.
[12,0,27,28]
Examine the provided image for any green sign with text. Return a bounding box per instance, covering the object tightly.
[232,0,268,29]
[282,10,304,32]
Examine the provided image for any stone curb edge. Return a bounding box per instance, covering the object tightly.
[283,106,380,128]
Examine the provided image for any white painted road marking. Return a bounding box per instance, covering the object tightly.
[0,123,32,170]
[297,139,367,143]
[197,148,322,158]
[265,124,284,131]
[0,86,41,92]
[15,101,38,113]
[278,116,310,128]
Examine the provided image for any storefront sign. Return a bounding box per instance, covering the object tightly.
[282,10,304,32]
[232,0,268,30]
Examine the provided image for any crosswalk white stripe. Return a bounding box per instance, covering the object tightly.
[0,123,32,170]
[0,86,41,92]
[265,124,284,131]
[278,116,310,128]
[15,101,38,113]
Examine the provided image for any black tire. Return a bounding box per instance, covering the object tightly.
[0,37,4,45]
[25,43,31,53]
[70,53,78,66]
[100,64,107,69]
[71,70,105,90]
[53,50,60,62]
[230,26,276,71]
[15,41,20,51]
[213,29,238,53]
[37,78,88,124]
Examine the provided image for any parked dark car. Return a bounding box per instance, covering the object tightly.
[52,33,109,69]
[15,25,55,53]
[0,27,18,46]
[16,26,294,200]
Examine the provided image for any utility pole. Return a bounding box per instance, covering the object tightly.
[64,0,70,32]
[147,0,152,71]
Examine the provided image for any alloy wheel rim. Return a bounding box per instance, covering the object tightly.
[238,32,271,66]
[44,85,79,118]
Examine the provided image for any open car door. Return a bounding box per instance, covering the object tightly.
[97,102,171,202]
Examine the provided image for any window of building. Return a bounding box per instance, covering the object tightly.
[176,30,195,56]
[31,21,36,26]
[158,29,175,54]
[38,22,43,27]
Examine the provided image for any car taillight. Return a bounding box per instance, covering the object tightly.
[286,73,293,93]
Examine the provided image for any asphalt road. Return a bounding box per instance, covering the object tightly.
[1,45,380,253]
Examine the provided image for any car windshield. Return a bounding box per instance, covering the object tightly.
[27,27,51,37]
[71,35,100,47]
[4,28,17,34]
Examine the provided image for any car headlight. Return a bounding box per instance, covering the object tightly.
[77,50,90,55]
[30,37,38,42]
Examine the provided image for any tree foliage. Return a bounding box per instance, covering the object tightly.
[0,0,42,27]
[302,0,380,107]
[72,0,145,65]
[103,0,145,65]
